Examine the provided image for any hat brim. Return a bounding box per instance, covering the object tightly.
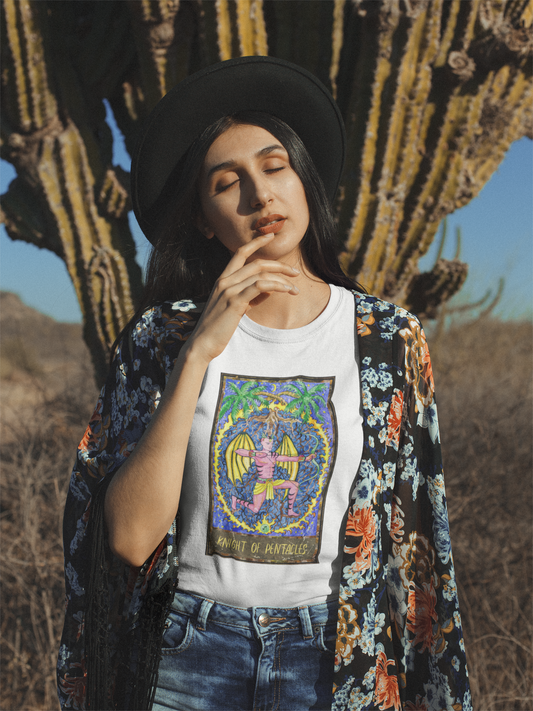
[131,56,345,243]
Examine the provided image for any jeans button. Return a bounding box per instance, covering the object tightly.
[258,613,270,627]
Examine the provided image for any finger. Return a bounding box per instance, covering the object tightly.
[219,259,300,289]
[222,271,300,299]
[220,233,276,277]
[236,279,300,308]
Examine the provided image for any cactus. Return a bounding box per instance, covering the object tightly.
[1,0,142,381]
[329,0,532,311]
[1,0,531,383]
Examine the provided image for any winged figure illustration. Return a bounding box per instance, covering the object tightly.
[225,432,316,518]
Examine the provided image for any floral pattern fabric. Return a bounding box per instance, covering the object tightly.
[57,293,471,710]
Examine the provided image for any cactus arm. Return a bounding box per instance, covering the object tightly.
[0,175,52,251]
[404,257,468,318]
[1,0,143,383]
[35,119,140,380]
[395,58,531,292]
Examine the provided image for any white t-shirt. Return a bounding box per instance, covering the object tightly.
[177,285,364,607]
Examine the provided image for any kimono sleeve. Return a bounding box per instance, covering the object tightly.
[57,305,186,710]
[388,315,472,709]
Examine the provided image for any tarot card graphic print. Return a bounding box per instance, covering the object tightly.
[207,374,337,564]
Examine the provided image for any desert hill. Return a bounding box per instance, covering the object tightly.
[0,292,96,421]
[0,291,93,381]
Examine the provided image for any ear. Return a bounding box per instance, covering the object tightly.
[195,212,215,240]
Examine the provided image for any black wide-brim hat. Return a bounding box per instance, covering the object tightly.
[131,56,346,243]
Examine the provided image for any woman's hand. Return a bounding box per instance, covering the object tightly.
[185,232,299,364]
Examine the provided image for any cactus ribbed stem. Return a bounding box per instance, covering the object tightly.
[128,0,180,107]
[462,0,483,47]
[251,0,268,55]
[3,0,56,133]
[330,0,346,98]
[4,0,32,132]
[216,0,233,60]
[357,7,432,293]
[340,20,399,276]
[215,0,267,60]
[236,0,254,56]
[435,0,462,67]
[35,119,136,376]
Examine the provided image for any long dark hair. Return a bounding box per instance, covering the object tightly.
[114,112,363,359]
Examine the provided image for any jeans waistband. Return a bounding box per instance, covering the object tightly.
[171,590,337,639]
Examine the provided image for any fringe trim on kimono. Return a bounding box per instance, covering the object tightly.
[85,479,178,709]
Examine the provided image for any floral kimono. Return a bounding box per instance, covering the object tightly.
[57,292,471,710]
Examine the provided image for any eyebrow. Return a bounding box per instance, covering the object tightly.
[206,144,286,180]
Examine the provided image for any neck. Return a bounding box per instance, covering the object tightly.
[245,267,331,329]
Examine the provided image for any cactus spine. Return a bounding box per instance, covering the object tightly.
[1,0,531,382]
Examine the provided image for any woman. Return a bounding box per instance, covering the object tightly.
[58,57,471,711]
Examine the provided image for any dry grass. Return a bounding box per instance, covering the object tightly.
[0,310,531,710]
[430,318,533,710]
[1,292,97,710]
[1,389,96,710]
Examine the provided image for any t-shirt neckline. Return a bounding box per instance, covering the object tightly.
[238,284,345,344]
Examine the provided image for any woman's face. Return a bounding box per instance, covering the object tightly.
[197,123,310,264]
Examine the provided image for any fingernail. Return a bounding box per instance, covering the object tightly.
[292,286,300,293]
[291,267,300,273]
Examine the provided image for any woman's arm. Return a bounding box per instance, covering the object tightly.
[104,233,300,566]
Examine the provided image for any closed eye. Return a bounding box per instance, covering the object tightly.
[215,166,285,192]
[215,178,239,193]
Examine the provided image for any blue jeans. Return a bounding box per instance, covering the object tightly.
[153,590,337,711]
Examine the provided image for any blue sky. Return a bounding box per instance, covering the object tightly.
[1,110,531,322]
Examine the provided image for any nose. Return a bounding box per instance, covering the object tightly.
[249,174,273,209]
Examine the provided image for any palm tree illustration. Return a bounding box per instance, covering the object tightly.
[220,380,328,436]
[278,381,327,423]
[219,382,270,422]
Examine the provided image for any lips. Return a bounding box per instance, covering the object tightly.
[252,214,287,235]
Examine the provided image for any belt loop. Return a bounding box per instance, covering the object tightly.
[298,606,313,639]
[196,598,214,631]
